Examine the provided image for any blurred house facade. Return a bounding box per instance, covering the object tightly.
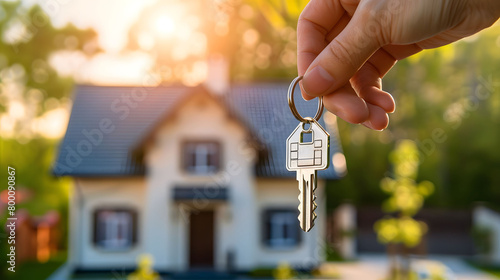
[53,83,344,274]
[474,205,500,264]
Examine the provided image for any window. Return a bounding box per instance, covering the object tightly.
[94,209,137,250]
[263,209,301,248]
[183,141,220,175]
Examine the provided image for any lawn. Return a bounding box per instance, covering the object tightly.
[5,253,66,280]
[467,260,500,279]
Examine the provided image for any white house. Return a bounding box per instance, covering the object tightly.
[53,82,344,275]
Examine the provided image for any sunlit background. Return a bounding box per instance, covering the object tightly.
[1,0,500,279]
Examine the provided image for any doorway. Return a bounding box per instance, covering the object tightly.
[189,210,214,268]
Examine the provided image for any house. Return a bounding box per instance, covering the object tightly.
[53,82,344,274]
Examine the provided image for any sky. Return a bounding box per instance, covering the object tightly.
[38,0,158,85]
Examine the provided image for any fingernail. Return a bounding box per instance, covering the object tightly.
[299,82,312,101]
[303,65,335,96]
[362,120,384,131]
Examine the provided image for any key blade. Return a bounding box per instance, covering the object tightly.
[297,169,317,232]
[297,170,308,232]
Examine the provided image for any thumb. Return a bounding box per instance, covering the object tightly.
[302,10,383,97]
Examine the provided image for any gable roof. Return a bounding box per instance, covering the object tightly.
[53,83,343,179]
[132,85,264,159]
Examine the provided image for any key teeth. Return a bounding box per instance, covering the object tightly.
[311,197,317,226]
[312,192,317,213]
[297,199,303,228]
[298,195,308,232]
[296,172,318,232]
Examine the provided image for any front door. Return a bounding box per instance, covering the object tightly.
[189,210,214,268]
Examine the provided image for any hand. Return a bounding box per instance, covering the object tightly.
[297,0,500,130]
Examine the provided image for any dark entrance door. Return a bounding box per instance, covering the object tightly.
[189,210,214,268]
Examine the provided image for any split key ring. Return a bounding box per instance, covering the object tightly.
[287,76,324,123]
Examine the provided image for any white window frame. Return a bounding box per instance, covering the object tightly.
[266,210,300,249]
[95,210,134,250]
[184,141,220,175]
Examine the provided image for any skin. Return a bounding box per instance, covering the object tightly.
[297,0,500,130]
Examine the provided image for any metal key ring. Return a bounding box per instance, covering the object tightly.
[287,76,324,123]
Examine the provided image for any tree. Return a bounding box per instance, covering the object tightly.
[125,0,309,84]
[375,140,434,279]
[0,2,99,275]
[327,24,500,211]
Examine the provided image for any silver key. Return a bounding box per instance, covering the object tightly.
[286,118,330,232]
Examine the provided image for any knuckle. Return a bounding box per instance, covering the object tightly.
[328,38,358,71]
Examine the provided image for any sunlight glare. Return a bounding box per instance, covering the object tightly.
[154,15,176,37]
[332,152,347,176]
[32,107,70,139]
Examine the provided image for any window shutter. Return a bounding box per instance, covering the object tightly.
[93,210,100,245]
[131,210,138,244]
[295,209,302,245]
[213,142,221,172]
[261,209,271,246]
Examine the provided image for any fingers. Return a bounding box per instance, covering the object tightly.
[299,12,352,101]
[296,0,424,130]
[351,48,397,113]
[323,83,369,125]
[352,72,395,114]
[321,81,389,130]
[302,3,384,98]
[362,103,389,130]
[297,0,349,100]
[297,0,346,76]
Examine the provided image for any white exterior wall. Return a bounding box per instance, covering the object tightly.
[143,92,258,271]
[69,177,146,269]
[70,91,329,272]
[333,203,357,259]
[255,178,326,268]
[473,206,500,264]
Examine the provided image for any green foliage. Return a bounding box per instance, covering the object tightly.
[0,138,70,215]
[328,24,500,210]
[0,1,99,100]
[245,0,308,28]
[325,245,345,262]
[126,0,306,83]
[375,140,433,248]
[471,226,493,256]
[248,267,275,278]
[1,253,66,280]
[0,2,98,268]
[272,262,296,280]
[0,139,70,273]
[375,217,428,248]
[467,260,500,278]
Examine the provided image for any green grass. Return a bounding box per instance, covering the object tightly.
[467,260,500,279]
[5,253,66,280]
[481,268,500,278]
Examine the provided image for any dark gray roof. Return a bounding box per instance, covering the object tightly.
[53,83,343,179]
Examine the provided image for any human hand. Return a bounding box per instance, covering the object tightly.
[297,0,500,130]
